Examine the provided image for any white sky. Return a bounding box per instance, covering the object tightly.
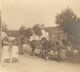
[1,0,80,30]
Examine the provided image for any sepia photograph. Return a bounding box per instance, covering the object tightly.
[1,0,80,72]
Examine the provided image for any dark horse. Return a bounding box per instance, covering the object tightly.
[30,37,54,59]
[30,40,40,56]
[40,37,54,60]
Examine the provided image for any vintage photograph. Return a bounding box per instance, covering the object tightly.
[1,0,80,72]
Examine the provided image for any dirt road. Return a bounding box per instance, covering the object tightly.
[1,53,80,72]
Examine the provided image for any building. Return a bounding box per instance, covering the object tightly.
[6,30,19,41]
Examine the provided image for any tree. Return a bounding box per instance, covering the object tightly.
[33,24,43,41]
[2,21,8,32]
[24,28,33,39]
[36,23,45,29]
[19,24,26,36]
[45,27,54,37]
[55,7,80,42]
[33,24,42,37]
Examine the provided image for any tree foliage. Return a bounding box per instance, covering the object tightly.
[24,28,33,38]
[19,25,33,40]
[55,7,80,42]
[19,24,26,36]
[45,27,54,37]
[33,24,42,36]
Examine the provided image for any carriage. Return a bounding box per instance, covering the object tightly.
[30,35,72,61]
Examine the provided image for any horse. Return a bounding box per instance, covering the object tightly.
[30,40,40,56]
[40,37,54,60]
[30,37,55,60]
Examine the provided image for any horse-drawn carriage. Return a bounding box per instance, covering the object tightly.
[30,37,56,60]
[30,37,72,61]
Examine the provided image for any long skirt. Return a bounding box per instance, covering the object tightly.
[2,46,10,62]
[11,46,19,58]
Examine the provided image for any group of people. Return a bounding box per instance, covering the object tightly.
[1,36,67,63]
[1,38,19,63]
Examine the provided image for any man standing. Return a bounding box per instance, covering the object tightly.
[18,37,25,55]
[56,42,61,62]
[30,41,35,56]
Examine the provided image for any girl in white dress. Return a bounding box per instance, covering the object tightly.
[3,42,10,63]
[11,42,19,63]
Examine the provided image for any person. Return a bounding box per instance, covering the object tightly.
[30,41,35,56]
[8,41,12,62]
[56,42,61,62]
[11,41,19,63]
[18,37,25,55]
[18,43,24,55]
[40,38,48,60]
[3,41,10,63]
[60,47,65,60]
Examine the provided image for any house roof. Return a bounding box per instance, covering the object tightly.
[6,30,20,37]
[1,32,8,39]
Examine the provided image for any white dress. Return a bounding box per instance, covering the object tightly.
[11,46,19,58]
[3,46,10,60]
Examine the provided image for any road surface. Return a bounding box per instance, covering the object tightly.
[1,53,80,72]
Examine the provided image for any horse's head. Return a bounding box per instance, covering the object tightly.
[40,37,47,44]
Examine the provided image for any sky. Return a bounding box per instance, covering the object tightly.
[1,0,80,30]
